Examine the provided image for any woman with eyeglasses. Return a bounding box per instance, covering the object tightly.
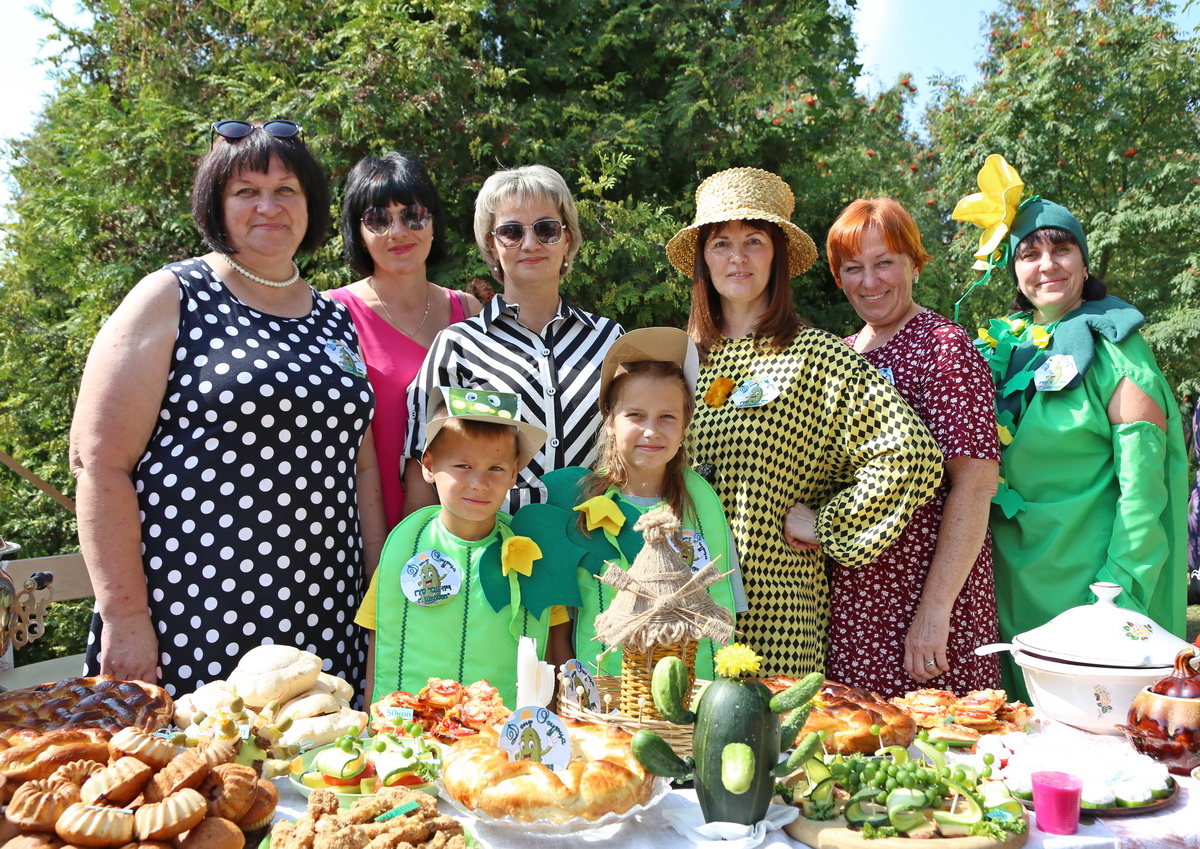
[404,165,624,516]
[69,120,384,698]
[331,152,480,530]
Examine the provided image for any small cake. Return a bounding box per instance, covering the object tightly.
[81,756,153,805]
[174,816,244,849]
[110,727,177,770]
[144,751,210,803]
[134,788,207,840]
[5,778,80,832]
[234,779,278,831]
[197,763,256,821]
[55,801,135,847]
[49,758,105,788]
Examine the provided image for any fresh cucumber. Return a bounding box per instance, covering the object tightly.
[631,729,692,778]
[651,656,697,725]
[768,672,824,714]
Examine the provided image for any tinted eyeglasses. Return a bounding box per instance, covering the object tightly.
[210,120,303,145]
[490,219,564,248]
[361,205,432,235]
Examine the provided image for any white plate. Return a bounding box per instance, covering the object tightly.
[436,776,670,835]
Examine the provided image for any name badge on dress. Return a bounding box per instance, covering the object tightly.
[730,376,780,408]
[1034,354,1078,392]
[400,549,463,607]
[877,366,895,385]
[323,339,368,379]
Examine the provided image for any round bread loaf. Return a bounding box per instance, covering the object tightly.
[440,721,655,822]
[800,680,917,754]
[225,646,321,708]
[0,677,173,744]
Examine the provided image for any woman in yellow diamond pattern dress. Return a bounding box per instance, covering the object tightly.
[667,168,944,677]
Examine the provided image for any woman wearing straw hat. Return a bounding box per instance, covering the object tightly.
[668,167,944,677]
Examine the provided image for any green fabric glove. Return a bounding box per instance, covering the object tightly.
[1096,420,1170,616]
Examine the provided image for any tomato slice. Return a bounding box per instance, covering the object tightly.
[322,760,375,786]
[383,772,426,787]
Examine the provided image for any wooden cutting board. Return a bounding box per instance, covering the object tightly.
[784,814,1029,849]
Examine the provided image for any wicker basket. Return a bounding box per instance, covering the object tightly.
[619,641,697,721]
[558,674,708,758]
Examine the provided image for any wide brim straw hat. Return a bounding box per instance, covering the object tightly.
[666,167,818,279]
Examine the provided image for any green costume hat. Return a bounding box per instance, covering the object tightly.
[1006,197,1089,281]
[425,387,547,470]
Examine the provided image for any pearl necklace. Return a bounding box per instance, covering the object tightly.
[368,277,431,338]
[223,254,300,288]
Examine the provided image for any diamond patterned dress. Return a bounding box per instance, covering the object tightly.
[688,330,944,678]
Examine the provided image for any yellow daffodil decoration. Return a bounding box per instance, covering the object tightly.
[573,495,625,536]
[950,154,1026,322]
[713,643,763,678]
[500,535,541,577]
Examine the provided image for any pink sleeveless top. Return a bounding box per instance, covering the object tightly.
[328,286,468,529]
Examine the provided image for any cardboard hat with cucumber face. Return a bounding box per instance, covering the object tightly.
[425,387,547,470]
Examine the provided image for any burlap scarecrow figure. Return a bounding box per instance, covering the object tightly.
[592,505,736,719]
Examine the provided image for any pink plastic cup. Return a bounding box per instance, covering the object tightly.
[1031,771,1083,835]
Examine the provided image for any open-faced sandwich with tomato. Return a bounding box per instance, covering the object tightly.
[295,723,442,795]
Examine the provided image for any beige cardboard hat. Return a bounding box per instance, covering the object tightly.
[425,387,547,470]
[666,167,818,279]
[599,327,700,401]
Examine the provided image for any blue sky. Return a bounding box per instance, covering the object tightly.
[1,1,1197,215]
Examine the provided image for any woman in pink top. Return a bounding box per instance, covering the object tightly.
[330,152,479,529]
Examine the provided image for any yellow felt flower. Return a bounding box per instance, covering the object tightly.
[714,643,762,678]
[977,327,997,347]
[501,535,541,577]
[951,154,1025,270]
[1029,326,1051,349]
[997,424,1013,446]
[573,496,625,536]
[1004,316,1027,335]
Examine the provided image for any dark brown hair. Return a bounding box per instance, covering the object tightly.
[1010,227,1107,313]
[191,123,330,255]
[578,361,696,534]
[340,151,448,277]
[685,219,806,363]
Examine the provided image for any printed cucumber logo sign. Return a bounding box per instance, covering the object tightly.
[400,550,462,606]
[500,707,570,772]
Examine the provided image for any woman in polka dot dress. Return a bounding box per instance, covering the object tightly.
[69,120,384,697]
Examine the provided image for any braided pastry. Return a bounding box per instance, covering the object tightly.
[799,680,917,754]
[439,721,654,822]
[0,730,110,782]
[0,677,173,744]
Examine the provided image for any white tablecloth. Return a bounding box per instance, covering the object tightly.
[273,773,1198,849]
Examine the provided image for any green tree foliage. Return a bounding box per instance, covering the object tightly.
[0,0,883,582]
[926,0,1200,395]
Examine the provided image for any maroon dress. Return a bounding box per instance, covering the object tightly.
[829,309,1001,698]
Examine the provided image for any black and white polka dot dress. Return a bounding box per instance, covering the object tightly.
[84,257,374,698]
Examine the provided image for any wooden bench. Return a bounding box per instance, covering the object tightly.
[0,552,92,690]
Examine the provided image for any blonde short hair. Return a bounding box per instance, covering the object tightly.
[473,165,582,282]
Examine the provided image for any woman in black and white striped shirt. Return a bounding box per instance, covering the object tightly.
[404,165,624,515]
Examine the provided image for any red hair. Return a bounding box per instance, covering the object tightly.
[826,198,931,288]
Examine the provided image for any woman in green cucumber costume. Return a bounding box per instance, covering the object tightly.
[955,156,1188,701]
[540,327,747,680]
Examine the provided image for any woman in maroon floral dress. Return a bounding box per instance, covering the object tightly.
[821,198,1001,698]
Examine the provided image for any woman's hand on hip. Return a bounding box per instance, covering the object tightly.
[784,502,820,550]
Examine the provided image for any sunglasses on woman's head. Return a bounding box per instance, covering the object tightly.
[361,205,432,235]
[210,120,303,145]
[490,219,564,248]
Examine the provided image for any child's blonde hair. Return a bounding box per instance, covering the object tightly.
[425,414,520,462]
[579,361,695,532]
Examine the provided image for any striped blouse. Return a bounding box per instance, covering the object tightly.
[405,295,624,513]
